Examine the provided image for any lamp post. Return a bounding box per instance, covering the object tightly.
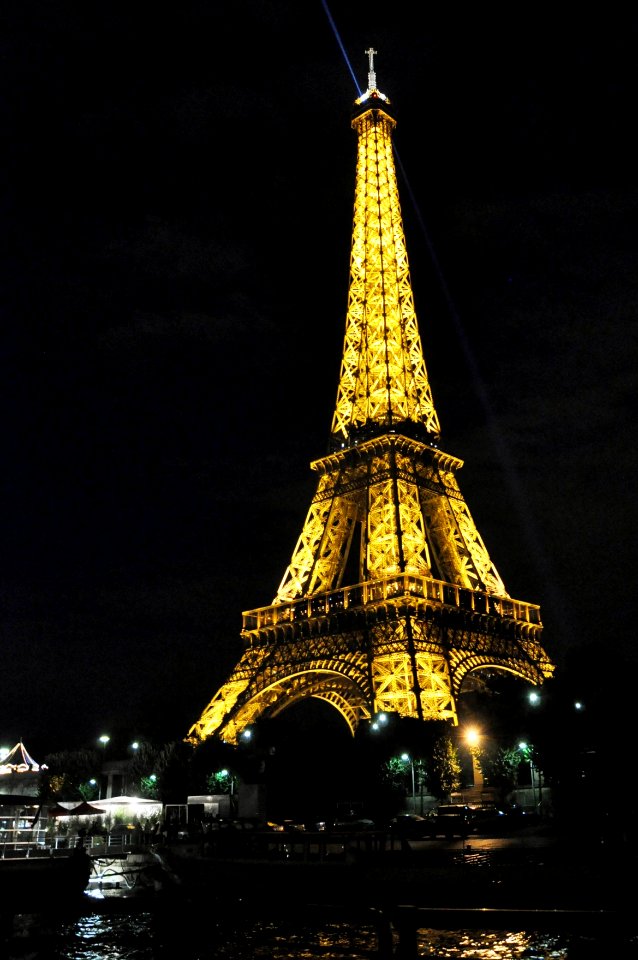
[463,726,483,793]
[401,753,416,812]
[518,742,535,809]
[98,735,110,800]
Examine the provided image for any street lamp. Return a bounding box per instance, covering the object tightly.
[219,769,234,796]
[518,741,535,808]
[98,735,110,800]
[371,712,388,732]
[464,727,481,749]
[463,727,483,792]
[401,753,416,811]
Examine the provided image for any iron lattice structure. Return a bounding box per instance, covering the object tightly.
[189,54,554,746]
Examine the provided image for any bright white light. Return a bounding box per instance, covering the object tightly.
[99,735,110,747]
[528,692,540,705]
[464,727,480,747]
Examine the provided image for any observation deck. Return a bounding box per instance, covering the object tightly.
[242,574,542,639]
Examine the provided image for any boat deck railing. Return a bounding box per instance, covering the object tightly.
[1,829,155,858]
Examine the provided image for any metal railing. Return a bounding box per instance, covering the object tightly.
[1,829,154,858]
[243,574,542,633]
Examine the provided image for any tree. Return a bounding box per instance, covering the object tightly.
[128,742,164,798]
[152,741,191,804]
[42,748,101,800]
[478,743,521,805]
[428,731,462,799]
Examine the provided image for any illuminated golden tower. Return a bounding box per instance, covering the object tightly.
[189,50,554,746]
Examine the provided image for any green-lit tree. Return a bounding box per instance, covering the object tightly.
[187,736,243,796]
[206,768,237,795]
[428,731,462,800]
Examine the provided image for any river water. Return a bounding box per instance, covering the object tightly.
[5,834,634,958]
[5,901,627,959]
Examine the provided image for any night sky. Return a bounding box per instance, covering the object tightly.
[3,3,637,757]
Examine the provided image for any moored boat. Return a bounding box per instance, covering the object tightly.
[0,847,92,910]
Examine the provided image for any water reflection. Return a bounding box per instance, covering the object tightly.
[59,912,154,959]
[48,912,596,959]
[422,929,566,958]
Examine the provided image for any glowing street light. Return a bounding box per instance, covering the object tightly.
[371,712,388,732]
[219,769,235,796]
[97,735,110,800]
[464,727,481,749]
[400,753,416,810]
[518,741,536,808]
[463,726,483,791]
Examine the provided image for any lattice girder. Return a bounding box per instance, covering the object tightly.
[332,105,440,441]
[371,650,457,722]
[275,435,507,605]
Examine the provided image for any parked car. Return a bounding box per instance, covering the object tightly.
[472,806,540,835]
[331,817,376,832]
[423,804,474,839]
[388,814,431,838]
[207,817,282,833]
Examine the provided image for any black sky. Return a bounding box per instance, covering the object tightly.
[3,3,638,756]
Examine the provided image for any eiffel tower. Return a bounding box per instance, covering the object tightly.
[188,50,554,747]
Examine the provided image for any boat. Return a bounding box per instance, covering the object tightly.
[0,847,92,911]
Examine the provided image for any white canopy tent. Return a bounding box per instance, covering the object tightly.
[93,795,163,820]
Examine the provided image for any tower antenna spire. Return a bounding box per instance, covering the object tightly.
[365,46,378,91]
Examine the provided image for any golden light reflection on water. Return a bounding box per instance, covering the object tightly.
[423,928,567,958]
[52,914,593,959]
